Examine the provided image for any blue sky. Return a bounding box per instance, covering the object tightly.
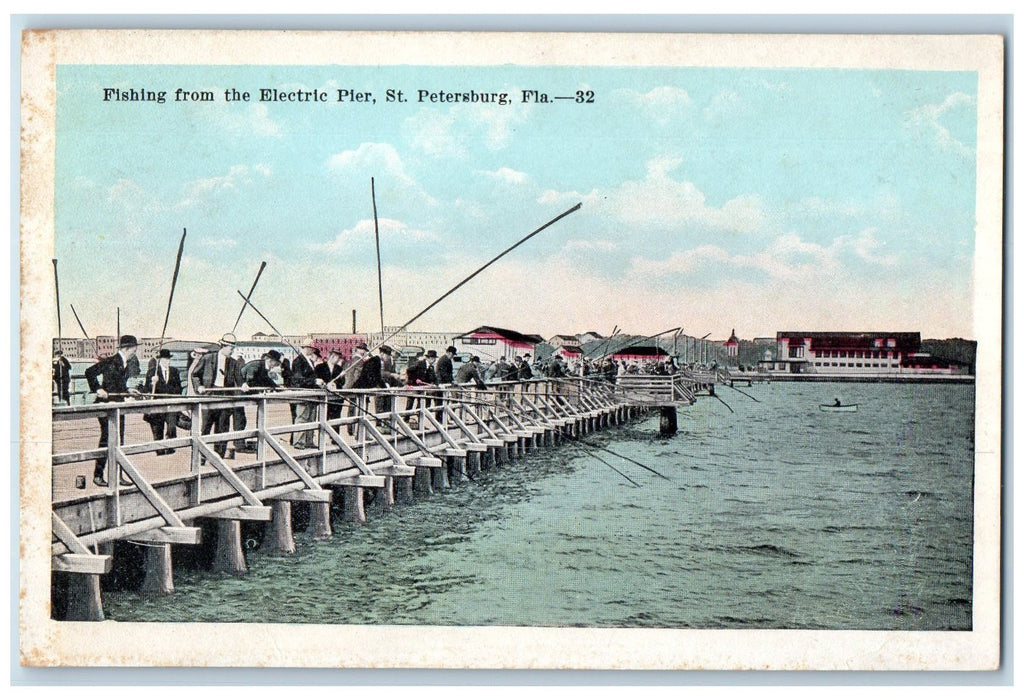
[54,63,978,342]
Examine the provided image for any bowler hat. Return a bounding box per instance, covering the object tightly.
[446,346,457,354]
[426,350,438,358]
[119,334,139,348]
[219,332,237,347]
[355,342,369,351]
[300,337,317,349]
[380,345,393,354]
[265,350,282,362]
[157,349,172,359]
[471,356,480,363]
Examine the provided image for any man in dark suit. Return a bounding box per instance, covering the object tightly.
[84,334,141,487]
[191,333,246,459]
[435,345,457,385]
[341,342,383,435]
[318,349,346,422]
[53,349,71,405]
[288,339,325,448]
[140,348,183,454]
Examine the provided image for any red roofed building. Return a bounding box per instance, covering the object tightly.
[760,331,967,376]
[455,326,545,362]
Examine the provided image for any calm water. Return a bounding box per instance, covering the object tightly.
[103,381,975,630]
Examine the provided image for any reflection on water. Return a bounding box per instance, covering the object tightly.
[104,382,974,630]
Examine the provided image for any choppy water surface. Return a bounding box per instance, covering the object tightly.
[105,382,974,629]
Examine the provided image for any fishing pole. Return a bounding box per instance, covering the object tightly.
[578,440,672,480]
[52,259,62,345]
[710,392,735,413]
[374,202,582,353]
[234,291,302,355]
[595,326,682,362]
[583,450,641,488]
[371,177,385,337]
[232,260,267,335]
[70,303,90,339]
[158,228,187,349]
[727,383,761,403]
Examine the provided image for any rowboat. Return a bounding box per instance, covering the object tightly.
[819,403,858,412]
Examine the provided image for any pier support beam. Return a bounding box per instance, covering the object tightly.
[308,502,333,540]
[659,406,678,436]
[448,456,469,485]
[395,476,415,504]
[212,520,247,575]
[414,466,434,496]
[497,444,510,465]
[261,501,296,555]
[141,544,174,594]
[467,451,481,477]
[342,486,366,524]
[432,463,450,491]
[369,477,395,515]
[65,574,104,621]
[483,447,496,470]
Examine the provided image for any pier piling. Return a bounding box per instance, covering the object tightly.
[140,543,174,594]
[659,406,678,436]
[64,573,104,621]
[261,501,296,555]
[212,520,247,574]
[413,466,433,496]
[342,487,366,524]
[308,502,333,539]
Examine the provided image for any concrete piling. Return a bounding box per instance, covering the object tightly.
[308,502,333,539]
[262,501,296,555]
[141,544,174,594]
[342,486,366,524]
[212,520,247,574]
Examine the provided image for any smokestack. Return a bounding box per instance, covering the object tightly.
[352,309,356,334]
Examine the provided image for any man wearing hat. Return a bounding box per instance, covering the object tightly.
[435,346,457,385]
[456,355,487,389]
[84,334,142,487]
[288,338,326,448]
[192,333,246,459]
[513,355,533,381]
[140,348,183,454]
[342,342,383,435]
[52,349,71,405]
[376,344,401,422]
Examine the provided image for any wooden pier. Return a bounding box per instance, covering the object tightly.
[50,377,650,620]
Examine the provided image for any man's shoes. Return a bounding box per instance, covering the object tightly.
[118,478,133,487]
[226,449,236,459]
[93,476,108,487]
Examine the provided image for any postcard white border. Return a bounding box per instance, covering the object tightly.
[18,29,1004,670]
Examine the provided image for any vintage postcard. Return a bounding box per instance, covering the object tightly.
[19,30,1004,670]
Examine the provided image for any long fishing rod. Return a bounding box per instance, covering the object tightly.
[234,291,301,355]
[70,303,89,339]
[578,440,671,480]
[583,450,641,488]
[232,260,267,335]
[158,228,187,349]
[374,202,582,353]
[371,177,385,337]
[585,326,621,361]
[727,383,761,403]
[710,391,735,413]
[52,259,62,346]
[595,326,682,362]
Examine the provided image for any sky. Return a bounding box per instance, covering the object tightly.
[53,63,979,343]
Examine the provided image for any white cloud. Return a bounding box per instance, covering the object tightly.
[177,164,272,209]
[212,103,281,137]
[703,88,743,124]
[199,236,238,249]
[904,92,975,158]
[479,167,530,185]
[402,110,462,158]
[835,227,898,266]
[542,157,767,234]
[617,86,692,124]
[561,239,617,253]
[316,217,438,253]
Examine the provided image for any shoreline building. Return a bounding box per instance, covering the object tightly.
[455,326,545,363]
[366,326,459,355]
[758,331,969,376]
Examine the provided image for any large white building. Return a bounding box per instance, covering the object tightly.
[758,331,968,376]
